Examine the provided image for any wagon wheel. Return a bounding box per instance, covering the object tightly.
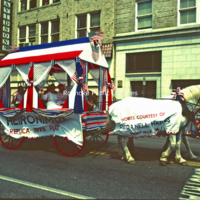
[54,133,86,157]
[85,130,109,147]
[0,130,24,150]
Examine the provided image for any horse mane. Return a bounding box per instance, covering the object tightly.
[181,85,200,113]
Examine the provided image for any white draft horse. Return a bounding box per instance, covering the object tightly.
[105,85,200,166]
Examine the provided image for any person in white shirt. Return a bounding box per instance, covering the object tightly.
[12,86,24,107]
[56,83,67,106]
[40,84,61,109]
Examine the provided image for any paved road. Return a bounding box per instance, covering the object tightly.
[0,135,200,199]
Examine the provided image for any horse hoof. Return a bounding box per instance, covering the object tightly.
[180,162,188,166]
[128,160,136,164]
[159,161,167,166]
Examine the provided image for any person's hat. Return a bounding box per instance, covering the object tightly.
[57,83,65,89]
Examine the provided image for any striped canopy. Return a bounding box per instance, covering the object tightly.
[0,37,108,68]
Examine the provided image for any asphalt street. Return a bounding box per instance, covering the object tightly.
[0,135,200,199]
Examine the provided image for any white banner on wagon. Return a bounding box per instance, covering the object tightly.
[0,112,83,146]
[109,97,182,138]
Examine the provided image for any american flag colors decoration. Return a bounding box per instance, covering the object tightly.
[0,37,109,113]
[81,111,108,130]
[91,42,100,62]
[6,45,19,53]
[171,87,186,101]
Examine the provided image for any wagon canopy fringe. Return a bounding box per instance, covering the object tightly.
[0,108,74,118]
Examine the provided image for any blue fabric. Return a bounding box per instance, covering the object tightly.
[0,77,10,108]
[18,37,90,52]
[98,67,102,110]
[74,59,83,114]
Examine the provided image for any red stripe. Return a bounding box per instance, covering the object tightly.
[0,99,4,108]
[62,97,68,108]
[86,121,106,125]
[18,98,24,109]
[0,51,82,67]
[81,113,108,117]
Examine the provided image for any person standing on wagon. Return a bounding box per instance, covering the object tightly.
[56,83,67,106]
[12,86,24,107]
[40,84,61,109]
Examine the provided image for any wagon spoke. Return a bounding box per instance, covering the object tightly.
[58,140,65,145]
[88,136,93,142]
[7,137,11,145]
[54,136,85,157]
[97,135,104,141]
[14,140,18,146]
[76,145,81,150]
[2,136,8,143]
[61,143,67,151]
[71,146,76,154]
[96,137,100,144]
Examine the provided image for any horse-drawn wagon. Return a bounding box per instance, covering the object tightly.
[0,37,114,157]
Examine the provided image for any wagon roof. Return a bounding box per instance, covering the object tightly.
[0,37,108,68]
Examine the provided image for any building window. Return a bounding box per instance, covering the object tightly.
[19,27,26,47]
[90,13,100,34]
[179,0,197,25]
[136,0,152,31]
[29,25,36,43]
[21,0,27,11]
[77,14,87,38]
[41,22,48,44]
[18,25,36,47]
[76,12,100,38]
[42,0,49,5]
[20,0,37,11]
[126,51,161,73]
[40,20,60,44]
[51,20,60,42]
[30,0,37,9]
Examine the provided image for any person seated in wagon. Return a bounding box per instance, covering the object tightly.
[12,86,25,108]
[40,84,61,109]
[56,83,67,106]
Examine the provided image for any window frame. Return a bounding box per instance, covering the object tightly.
[177,0,199,26]
[19,0,60,11]
[135,0,153,32]
[126,51,162,73]
[75,12,101,39]
[29,0,37,9]
[20,0,27,11]
[40,0,60,6]
[18,25,36,47]
[51,20,60,43]
[39,19,60,44]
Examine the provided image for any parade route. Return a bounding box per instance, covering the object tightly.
[0,136,200,199]
[0,175,95,199]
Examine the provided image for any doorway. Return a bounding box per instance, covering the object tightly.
[131,81,156,99]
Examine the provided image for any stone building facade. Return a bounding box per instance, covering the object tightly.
[114,0,200,99]
[10,0,115,95]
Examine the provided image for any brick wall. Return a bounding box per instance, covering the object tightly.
[153,0,177,29]
[116,0,134,34]
[11,0,115,45]
[116,0,178,34]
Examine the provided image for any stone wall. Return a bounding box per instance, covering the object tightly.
[11,0,115,45]
[116,0,178,34]
[153,0,177,29]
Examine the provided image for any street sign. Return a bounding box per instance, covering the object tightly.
[143,77,146,85]
[117,80,122,88]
